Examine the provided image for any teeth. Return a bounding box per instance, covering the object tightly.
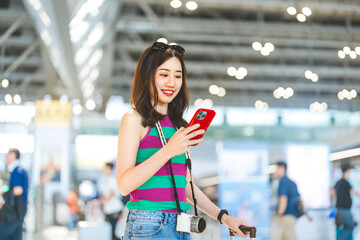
[163,90,174,94]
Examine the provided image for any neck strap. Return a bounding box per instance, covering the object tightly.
[155,121,199,216]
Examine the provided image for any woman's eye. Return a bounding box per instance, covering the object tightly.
[160,74,168,77]
[175,75,182,79]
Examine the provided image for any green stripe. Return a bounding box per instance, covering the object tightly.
[126,200,191,212]
[149,127,176,139]
[137,149,186,164]
[138,175,187,190]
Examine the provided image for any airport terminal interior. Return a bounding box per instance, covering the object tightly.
[1,0,360,239]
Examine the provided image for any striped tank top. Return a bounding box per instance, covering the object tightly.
[126,115,191,212]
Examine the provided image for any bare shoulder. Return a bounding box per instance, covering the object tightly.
[121,109,143,124]
[120,110,146,137]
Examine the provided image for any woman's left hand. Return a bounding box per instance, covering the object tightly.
[222,215,249,238]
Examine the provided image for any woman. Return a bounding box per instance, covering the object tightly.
[116,42,249,239]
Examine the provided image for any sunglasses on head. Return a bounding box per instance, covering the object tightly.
[152,42,185,55]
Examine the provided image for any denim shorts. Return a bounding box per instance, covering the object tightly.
[122,209,190,240]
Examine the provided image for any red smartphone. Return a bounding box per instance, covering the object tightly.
[187,108,216,146]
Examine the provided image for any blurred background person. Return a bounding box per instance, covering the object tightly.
[0,148,29,240]
[272,161,303,240]
[66,189,79,231]
[94,162,123,240]
[332,163,360,240]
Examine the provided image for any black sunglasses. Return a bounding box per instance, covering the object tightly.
[152,42,185,55]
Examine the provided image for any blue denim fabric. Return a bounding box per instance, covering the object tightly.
[123,210,190,240]
[67,213,78,230]
[337,208,354,240]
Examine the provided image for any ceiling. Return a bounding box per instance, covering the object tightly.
[1,0,360,112]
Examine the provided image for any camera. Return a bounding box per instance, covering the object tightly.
[176,212,206,233]
[195,111,207,120]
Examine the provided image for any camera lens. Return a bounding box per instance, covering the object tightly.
[190,216,206,233]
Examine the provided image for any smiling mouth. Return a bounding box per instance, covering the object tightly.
[161,89,175,97]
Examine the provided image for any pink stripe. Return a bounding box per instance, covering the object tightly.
[131,188,187,202]
[159,116,174,128]
[139,126,151,145]
[161,209,178,213]
[139,136,163,149]
[135,162,186,176]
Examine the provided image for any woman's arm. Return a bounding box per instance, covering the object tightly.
[116,111,204,196]
[185,169,248,238]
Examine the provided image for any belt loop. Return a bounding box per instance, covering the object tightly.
[163,212,168,225]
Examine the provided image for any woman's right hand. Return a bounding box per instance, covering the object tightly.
[165,124,204,158]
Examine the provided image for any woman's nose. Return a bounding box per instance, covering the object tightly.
[166,75,175,87]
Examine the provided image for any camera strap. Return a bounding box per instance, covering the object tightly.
[155,121,199,216]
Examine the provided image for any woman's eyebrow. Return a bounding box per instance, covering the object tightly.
[158,68,182,73]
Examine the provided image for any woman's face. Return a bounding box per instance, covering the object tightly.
[152,56,183,106]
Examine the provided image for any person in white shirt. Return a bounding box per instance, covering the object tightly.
[96,162,123,240]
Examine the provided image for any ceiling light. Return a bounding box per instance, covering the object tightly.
[235,72,245,80]
[95,95,103,104]
[194,98,203,108]
[350,89,357,98]
[296,13,306,22]
[355,47,360,55]
[209,85,219,95]
[1,79,9,88]
[273,87,294,99]
[338,89,356,100]
[349,51,357,59]
[287,6,297,15]
[43,94,52,102]
[170,0,182,8]
[13,94,21,105]
[72,104,83,115]
[304,70,313,79]
[273,89,281,99]
[277,87,285,96]
[283,94,290,99]
[217,87,226,97]
[237,67,248,77]
[337,91,344,100]
[311,73,319,82]
[86,99,96,111]
[264,42,275,52]
[60,95,69,104]
[157,38,168,44]
[285,87,294,97]
[260,48,270,56]
[302,7,312,16]
[186,1,198,11]
[4,94,12,104]
[321,102,328,111]
[330,148,360,161]
[263,102,269,110]
[255,100,269,111]
[310,101,327,112]
[252,42,262,51]
[255,100,263,109]
[202,98,213,108]
[338,50,346,59]
[227,67,237,76]
[343,46,351,54]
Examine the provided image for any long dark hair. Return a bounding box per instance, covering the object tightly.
[131,44,189,128]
